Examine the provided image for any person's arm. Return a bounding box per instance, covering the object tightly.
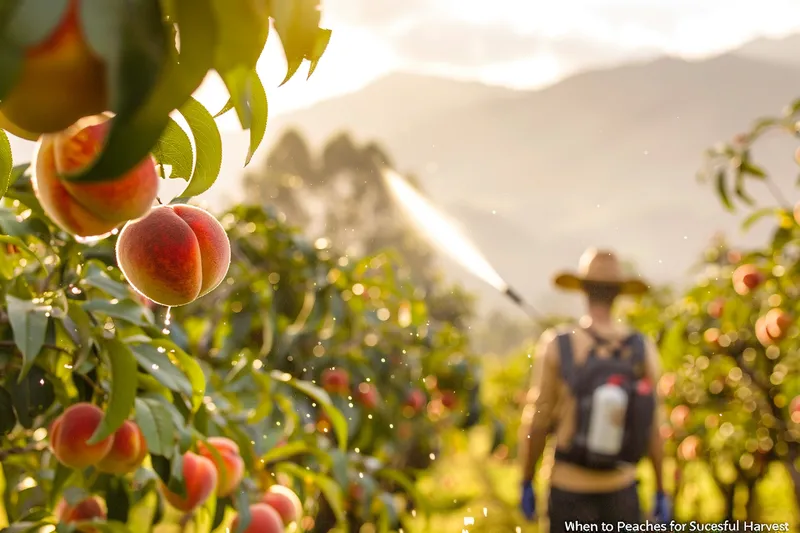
[646,337,665,493]
[519,330,559,482]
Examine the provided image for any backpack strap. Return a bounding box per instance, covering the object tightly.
[625,332,647,377]
[556,333,577,391]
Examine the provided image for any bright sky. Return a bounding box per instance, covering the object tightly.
[194,0,800,129]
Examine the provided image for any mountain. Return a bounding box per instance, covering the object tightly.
[734,33,800,67]
[251,52,800,316]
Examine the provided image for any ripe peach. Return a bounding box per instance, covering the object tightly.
[0,110,39,141]
[669,405,690,429]
[231,503,284,533]
[55,496,106,532]
[657,373,676,398]
[96,420,148,475]
[755,316,774,347]
[32,114,158,240]
[707,299,725,319]
[765,308,792,340]
[404,389,427,413]
[116,205,231,306]
[321,368,350,395]
[197,437,245,498]
[732,264,763,295]
[160,451,218,512]
[703,328,721,348]
[790,396,800,424]
[440,390,458,409]
[261,485,302,525]
[49,403,114,469]
[355,382,379,410]
[678,435,701,461]
[0,0,106,134]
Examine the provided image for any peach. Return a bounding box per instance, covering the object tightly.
[669,405,690,429]
[231,503,284,533]
[755,316,774,347]
[440,390,458,409]
[32,114,159,240]
[765,308,792,340]
[732,264,763,295]
[657,372,676,398]
[96,420,148,474]
[49,403,114,469]
[55,496,106,532]
[197,437,245,497]
[702,328,721,348]
[0,110,39,141]
[678,435,701,461]
[355,382,379,410]
[707,299,725,319]
[321,368,350,395]
[261,485,302,525]
[116,205,231,306]
[404,389,426,414]
[0,0,106,134]
[159,451,218,512]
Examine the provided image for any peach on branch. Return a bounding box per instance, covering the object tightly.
[0,0,107,135]
[96,420,148,475]
[732,264,763,295]
[764,308,792,340]
[32,114,158,240]
[321,368,350,395]
[231,503,284,533]
[49,403,114,469]
[116,205,231,307]
[261,485,303,526]
[197,437,245,498]
[55,496,106,532]
[159,451,218,512]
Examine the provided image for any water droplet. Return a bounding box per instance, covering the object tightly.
[151,364,159,370]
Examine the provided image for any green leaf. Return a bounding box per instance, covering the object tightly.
[150,339,206,412]
[64,0,217,182]
[6,366,55,428]
[5,0,69,48]
[83,299,154,327]
[88,338,138,444]
[152,118,194,180]
[213,99,235,119]
[0,235,46,272]
[271,0,323,85]
[306,28,331,79]
[135,397,176,458]
[131,344,193,396]
[741,208,780,232]
[81,263,132,300]
[175,97,222,198]
[375,468,429,514]
[0,386,17,436]
[6,295,49,379]
[715,170,733,212]
[80,0,168,116]
[210,0,269,74]
[0,129,12,198]
[244,71,267,166]
[260,441,328,465]
[270,371,347,451]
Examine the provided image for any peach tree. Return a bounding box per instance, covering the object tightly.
[0,1,484,532]
[622,99,800,523]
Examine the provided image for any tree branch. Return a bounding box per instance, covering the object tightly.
[0,441,47,460]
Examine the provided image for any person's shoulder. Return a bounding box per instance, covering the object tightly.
[539,324,579,344]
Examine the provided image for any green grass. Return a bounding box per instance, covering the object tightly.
[405,427,797,532]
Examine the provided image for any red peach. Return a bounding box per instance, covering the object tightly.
[159,451,218,512]
[321,368,350,395]
[261,485,302,525]
[116,205,231,306]
[440,390,458,409]
[197,437,245,498]
[49,403,114,469]
[96,420,148,475]
[231,503,284,533]
[55,496,106,532]
[32,114,158,240]
[670,405,690,429]
[405,389,427,413]
[0,0,106,135]
[765,308,792,340]
[355,382,379,410]
[732,264,763,295]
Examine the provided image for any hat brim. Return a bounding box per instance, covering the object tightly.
[553,272,649,295]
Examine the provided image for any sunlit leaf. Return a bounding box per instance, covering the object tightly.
[6,295,49,379]
[175,97,222,198]
[88,338,138,444]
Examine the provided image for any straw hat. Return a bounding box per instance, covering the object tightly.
[553,247,648,295]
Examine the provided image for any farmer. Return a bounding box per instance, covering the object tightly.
[518,248,671,531]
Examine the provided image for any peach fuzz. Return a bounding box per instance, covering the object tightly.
[32,114,159,240]
[159,451,218,512]
[197,437,245,497]
[261,485,303,525]
[0,0,106,134]
[116,205,231,306]
[55,496,106,532]
[96,420,148,475]
[232,503,284,533]
[49,403,114,469]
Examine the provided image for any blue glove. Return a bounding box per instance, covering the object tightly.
[653,491,671,522]
[520,480,536,520]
